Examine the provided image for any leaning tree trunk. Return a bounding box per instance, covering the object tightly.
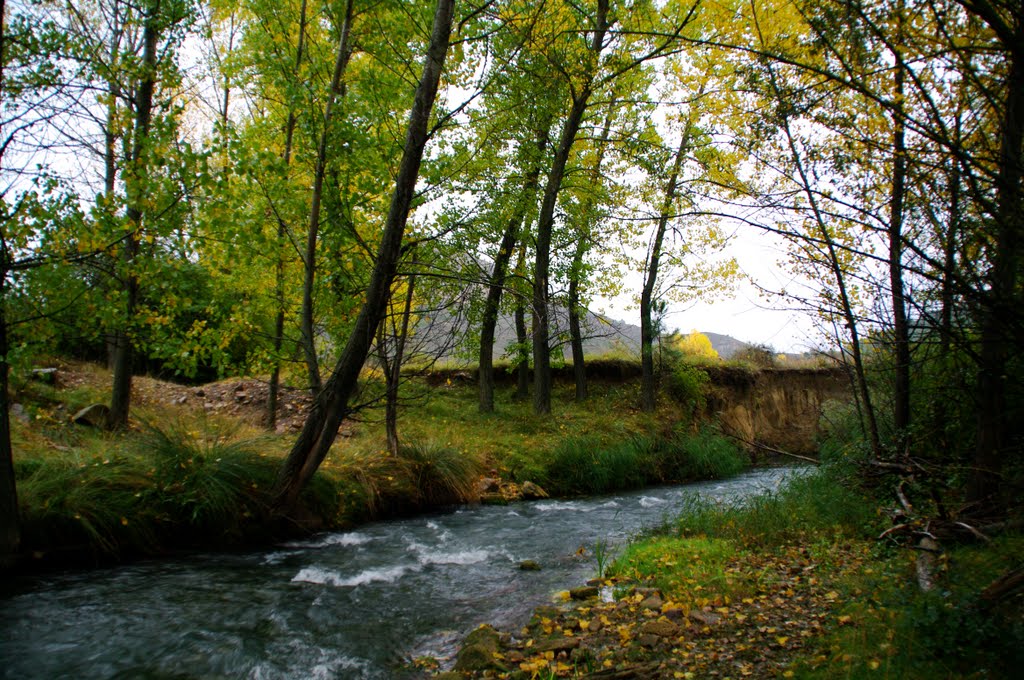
[273,0,455,511]
[512,243,530,401]
[108,7,160,430]
[298,0,354,396]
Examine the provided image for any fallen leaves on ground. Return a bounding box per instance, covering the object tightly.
[438,542,868,679]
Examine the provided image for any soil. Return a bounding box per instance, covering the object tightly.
[43,360,314,433]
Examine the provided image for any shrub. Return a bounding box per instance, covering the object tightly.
[665,363,710,418]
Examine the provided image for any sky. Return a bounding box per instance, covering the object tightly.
[593,224,827,355]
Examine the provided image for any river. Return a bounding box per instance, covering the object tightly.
[0,466,797,679]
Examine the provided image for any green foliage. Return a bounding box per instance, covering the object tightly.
[657,426,748,482]
[665,362,711,417]
[731,344,777,369]
[544,435,653,496]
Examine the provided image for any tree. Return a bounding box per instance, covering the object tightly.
[273,0,456,510]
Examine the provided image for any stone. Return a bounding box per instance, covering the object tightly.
[640,620,680,638]
[477,477,501,494]
[570,586,599,601]
[195,388,205,397]
[520,481,549,499]
[72,403,110,428]
[480,493,508,506]
[175,395,188,405]
[640,594,664,611]
[638,634,662,647]
[688,609,721,626]
[454,624,503,673]
[588,618,604,633]
[519,560,541,571]
[535,637,579,654]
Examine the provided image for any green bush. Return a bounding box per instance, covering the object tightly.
[665,363,710,417]
[658,426,748,482]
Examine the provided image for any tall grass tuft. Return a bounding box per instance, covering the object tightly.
[398,440,483,506]
[657,426,748,482]
[141,419,277,539]
[18,452,155,557]
[543,435,651,496]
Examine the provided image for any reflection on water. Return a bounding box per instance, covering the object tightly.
[0,467,797,679]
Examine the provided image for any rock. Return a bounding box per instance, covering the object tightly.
[480,493,508,506]
[570,586,600,601]
[588,618,604,633]
[688,609,721,626]
[519,560,542,571]
[640,594,664,611]
[195,388,205,397]
[433,673,462,680]
[535,637,580,653]
[454,625,503,673]
[638,634,662,647]
[175,395,188,405]
[520,481,549,499]
[640,620,680,638]
[477,477,502,494]
[72,403,110,428]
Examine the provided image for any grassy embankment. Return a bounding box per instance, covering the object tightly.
[9,359,747,566]
[447,457,1023,678]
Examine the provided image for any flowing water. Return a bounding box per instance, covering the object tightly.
[0,467,797,679]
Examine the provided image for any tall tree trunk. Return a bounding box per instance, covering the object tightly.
[478,132,548,413]
[385,265,417,454]
[969,21,1024,506]
[888,10,911,445]
[273,0,455,511]
[108,5,160,430]
[299,0,354,396]
[566,104,615,403]
[568,240,587,401]
[513,243,530,401]
[267,0,309,429]
[532,0,608,415]
[641,128,690,412]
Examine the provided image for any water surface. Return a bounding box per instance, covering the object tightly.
[0,467,796,679]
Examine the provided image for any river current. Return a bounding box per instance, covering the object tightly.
[0,467,797,679]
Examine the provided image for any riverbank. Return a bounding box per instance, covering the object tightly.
[433,466,1024,679]
[8,360,748,571]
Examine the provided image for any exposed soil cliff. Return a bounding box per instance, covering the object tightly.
[703,366,850,456]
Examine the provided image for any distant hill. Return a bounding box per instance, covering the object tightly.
[483,310,754,361]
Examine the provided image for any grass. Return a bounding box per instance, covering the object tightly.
[599,465,1023,678]
[10,361,753,564]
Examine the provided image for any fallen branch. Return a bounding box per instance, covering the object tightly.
[723,433,820,465]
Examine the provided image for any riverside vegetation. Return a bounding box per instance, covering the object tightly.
[9,356,748,567]
[434,424,1024,680]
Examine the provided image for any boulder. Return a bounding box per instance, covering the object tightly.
[519,560,542,571]
[640,619,680,638]
[72,403,110,428]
